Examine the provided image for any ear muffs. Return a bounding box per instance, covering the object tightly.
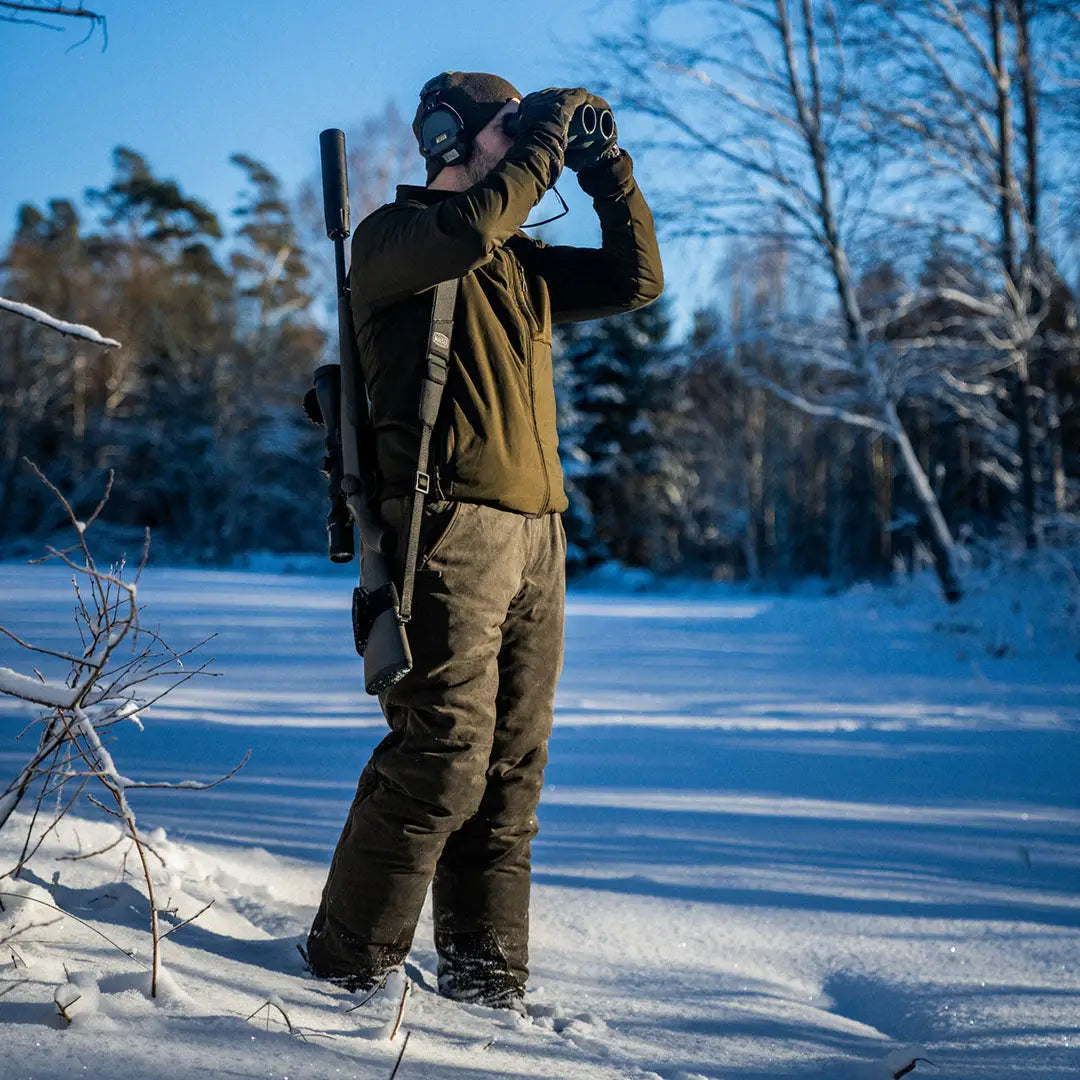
[418,75,468,167]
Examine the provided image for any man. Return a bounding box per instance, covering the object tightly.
[307,71,663,1011]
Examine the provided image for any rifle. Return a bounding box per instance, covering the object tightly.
[305,128,412,694]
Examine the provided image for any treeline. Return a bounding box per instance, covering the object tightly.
[575,0,1080,598]
[1,135,1078,584]
[554,249,1080,582]
[0,148,326,561]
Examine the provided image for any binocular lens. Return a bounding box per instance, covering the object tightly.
[567,103,597,143]
[501,99,614,146]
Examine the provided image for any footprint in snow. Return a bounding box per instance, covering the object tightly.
[527,1002,610,1055]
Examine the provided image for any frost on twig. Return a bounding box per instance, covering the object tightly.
[0,465,245,996]
[0,296,120,348]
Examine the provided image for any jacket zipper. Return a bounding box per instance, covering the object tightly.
[525,334,550,514]
[512,242,539,332]
[512,252,550,514]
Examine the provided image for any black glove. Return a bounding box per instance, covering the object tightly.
[564,93,619,173]
[512,86,589,143]
[508,87,588,187]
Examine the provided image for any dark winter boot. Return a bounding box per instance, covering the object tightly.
[436,928,526,1012]
[304,906,406,993]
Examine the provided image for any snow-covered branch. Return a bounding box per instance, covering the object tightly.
[0,296,120,348]
[752,377,892,434]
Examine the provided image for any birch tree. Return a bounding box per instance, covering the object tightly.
[854,0,1080,547]
[595,0,968,598]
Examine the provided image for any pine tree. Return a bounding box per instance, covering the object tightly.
[227,154,325,556]
[0,200,94,532]
[83,147,233,556]
[555,296,685,570]
[553,319,600,572]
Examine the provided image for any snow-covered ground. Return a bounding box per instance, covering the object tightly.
[0,562,1077,1079]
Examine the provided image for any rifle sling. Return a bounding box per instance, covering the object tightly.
[398,278,459,623]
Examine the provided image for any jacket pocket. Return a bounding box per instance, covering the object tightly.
[420,499,462,568]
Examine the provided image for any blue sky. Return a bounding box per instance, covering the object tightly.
[0,0,713,330]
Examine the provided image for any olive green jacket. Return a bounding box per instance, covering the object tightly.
[349,124,663,516]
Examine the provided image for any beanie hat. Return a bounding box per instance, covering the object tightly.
[413,71,521,182]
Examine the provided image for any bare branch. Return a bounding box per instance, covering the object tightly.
[0,2,107,48]
[0,470,226,997]
[389,1030,412,1079]
[124,751,250,791]
[160,899,214,939]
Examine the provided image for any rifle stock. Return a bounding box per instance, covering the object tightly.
[318,128,412,694]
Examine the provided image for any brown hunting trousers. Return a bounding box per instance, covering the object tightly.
[307,499,566,987]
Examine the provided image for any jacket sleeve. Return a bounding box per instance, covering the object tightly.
[352,120,566,314]
[519,151,664,324]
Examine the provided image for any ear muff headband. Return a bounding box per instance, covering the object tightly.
[418,76,468,167]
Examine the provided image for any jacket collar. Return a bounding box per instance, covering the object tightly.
[395,184,453,205]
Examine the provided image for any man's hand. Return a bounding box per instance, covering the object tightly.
[513,87,589,144]
[508,87,588,188]
[564,93,620,173]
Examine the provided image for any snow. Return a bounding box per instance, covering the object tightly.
[0,561,1077,1079]
[0,664,79,708]
[0,295,122,348]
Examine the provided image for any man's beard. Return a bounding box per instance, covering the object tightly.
[462,144,502,187]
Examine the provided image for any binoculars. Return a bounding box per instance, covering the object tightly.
[503,100,615,150]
